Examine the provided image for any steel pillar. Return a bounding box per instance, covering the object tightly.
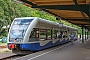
[85,28,87,40]
[87,31,88,39]
[82,25,84,43]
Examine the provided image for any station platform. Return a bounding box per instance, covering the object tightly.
[0,52,16,59]
[15,39,90,60]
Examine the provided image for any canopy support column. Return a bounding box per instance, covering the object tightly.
[82,25,84,43]
[85,28,87,40]
[87,30,88,39]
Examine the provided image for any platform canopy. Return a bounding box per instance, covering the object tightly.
[16,0,90,28]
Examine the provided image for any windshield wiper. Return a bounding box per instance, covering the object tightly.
[14,29,24,40]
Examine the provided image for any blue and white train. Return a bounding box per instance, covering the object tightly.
[7,17,78,54]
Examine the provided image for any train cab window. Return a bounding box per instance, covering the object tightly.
[9,19,33,39]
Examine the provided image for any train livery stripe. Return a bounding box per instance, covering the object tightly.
[20,38,71,51]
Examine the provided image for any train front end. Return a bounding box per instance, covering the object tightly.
[7,17,35,54]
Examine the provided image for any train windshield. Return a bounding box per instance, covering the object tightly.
[9,19,33,39]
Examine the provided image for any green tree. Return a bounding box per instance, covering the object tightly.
[0,0,21,37]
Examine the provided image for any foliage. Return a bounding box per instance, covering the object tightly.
[0,0,21,37]
[61,20,82,34]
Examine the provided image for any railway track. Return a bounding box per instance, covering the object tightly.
[0,42,72,60]
[0,54,25,60]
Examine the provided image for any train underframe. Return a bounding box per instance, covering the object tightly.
[8,44,34,55]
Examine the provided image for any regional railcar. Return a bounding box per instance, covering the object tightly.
[7,17,78,54]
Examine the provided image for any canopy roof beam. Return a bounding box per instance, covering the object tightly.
[21,0,90,18]
[19,0,90,27]
[61,18,90,23]
[73,0,87,20]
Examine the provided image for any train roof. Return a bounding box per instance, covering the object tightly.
[14,17,77,31]
[14,17,35,20]
[38,18,77,31]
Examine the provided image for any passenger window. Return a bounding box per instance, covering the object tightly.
[40,29,46,40]
[63,31,68,38]
[30,28,39,38]
[39,29,51,40]
[57,31,63,38]
[47,29,51,39]
[52,30,58,39]
[29,28,39,42]
[30,28,36,38]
